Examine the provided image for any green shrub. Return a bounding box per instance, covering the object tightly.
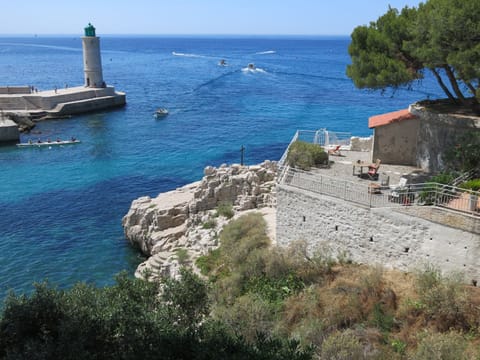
[414,265,471,331]
[371,302,394,333]
[445,132,480,172]
[195,248,223,276]
[459,179,480,192]
[319,330,365,360]
[215,201,235,219]
[202,218,217,229]
[212,293,276,343]
[287,141,328,170]
[175,248,190,265]
[429,172,456,185]
[246,273,305,305]
[219,212,270,270]
[390,338,407,355]
[0,272,311,360]
[413,331,468,360]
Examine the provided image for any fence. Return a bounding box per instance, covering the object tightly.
[278,129,351,166]
[278,165,480,216]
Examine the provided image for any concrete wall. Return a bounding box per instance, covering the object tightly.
[350,136,373,152]
[276,184,480,284]
[0,86,120,111]
[0,86,31,95]
[0,118,20,142]
[411,106,480,173]
[55,93,126,115]
[372,118,419,166]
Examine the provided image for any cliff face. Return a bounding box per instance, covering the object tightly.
[122,161,276,279]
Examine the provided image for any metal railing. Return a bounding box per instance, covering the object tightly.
[278,165,480,216]
[278,129,351,166]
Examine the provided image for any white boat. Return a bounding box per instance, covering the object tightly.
[17,139,81,147]
[155,108,169,118]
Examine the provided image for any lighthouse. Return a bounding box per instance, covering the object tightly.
[82,23,105,88]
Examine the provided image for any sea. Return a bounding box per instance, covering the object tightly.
[0,35,442,299]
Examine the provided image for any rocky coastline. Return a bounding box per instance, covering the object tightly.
[122,161,277,280]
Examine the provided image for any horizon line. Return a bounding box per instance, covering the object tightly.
[0,33,351,38]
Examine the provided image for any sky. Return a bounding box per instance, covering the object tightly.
[1,0,424,36]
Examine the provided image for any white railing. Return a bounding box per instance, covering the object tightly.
[278,165,480,216]
[278,129,352,167]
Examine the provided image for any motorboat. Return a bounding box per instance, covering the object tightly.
[17,138,80,147]
[155,108,169,118]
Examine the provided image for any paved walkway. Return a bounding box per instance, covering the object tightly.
[311,150,429,187]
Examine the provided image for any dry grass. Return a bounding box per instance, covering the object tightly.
[280,263,480,357]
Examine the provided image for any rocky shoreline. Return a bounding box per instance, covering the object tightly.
[122,161,277,280]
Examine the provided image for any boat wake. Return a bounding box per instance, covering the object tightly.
[172,51,205,58]
[0,42,82,52]
[242,67,266,73]
[255,50,276,55]
[192,70,240,92]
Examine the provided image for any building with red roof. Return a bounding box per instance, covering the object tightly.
[368,105,480,172]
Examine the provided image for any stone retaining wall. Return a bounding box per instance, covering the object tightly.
[277,183,480,284]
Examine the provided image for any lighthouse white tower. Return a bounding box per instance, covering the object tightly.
[82,23,105,88]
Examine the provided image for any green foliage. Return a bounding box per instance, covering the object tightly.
[202,218,217,229]
[413,331,469,360]
[418,177,456,205]
[414,265,471,331]
[195,248,223,277]
[215,201,234,219]
[390,338,407,355]
[347,7,420,91]
[286,141,328,170]
[0,270,311,360]
[213,294,276,343]
[161,267,210,332]
[459,179,480,192]
[445,132,480,171]
[347,0,480,105]
[429,173,456,185]
[319,330,365,360]
[246,273,305,305]
[175,248,190,265]
[219,212,270,271]
[371,302,395,333]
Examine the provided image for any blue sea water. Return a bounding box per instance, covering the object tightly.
[0,36,442,299]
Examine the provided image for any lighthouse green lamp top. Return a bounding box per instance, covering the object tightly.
[84,23,96,37]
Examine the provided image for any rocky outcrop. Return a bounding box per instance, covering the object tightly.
[6,113,36,132]
[122,161,277,280]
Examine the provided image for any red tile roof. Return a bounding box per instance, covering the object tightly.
[368,108,417,128]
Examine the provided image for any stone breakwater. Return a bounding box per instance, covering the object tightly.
[122,161,277,280]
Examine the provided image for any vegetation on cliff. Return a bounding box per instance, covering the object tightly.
[2,213,480,359]
[347,0,480,110]
[286,141,329,170]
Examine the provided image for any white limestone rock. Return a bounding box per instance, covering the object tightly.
[122,161,277,280]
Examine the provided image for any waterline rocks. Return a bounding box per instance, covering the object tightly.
[122,161,277,280]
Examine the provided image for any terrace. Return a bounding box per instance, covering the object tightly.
[277,130,480,231]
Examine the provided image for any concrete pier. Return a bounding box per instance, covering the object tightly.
[0,114,19,142]
[0,23,126,143]
[0,85,125,118]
